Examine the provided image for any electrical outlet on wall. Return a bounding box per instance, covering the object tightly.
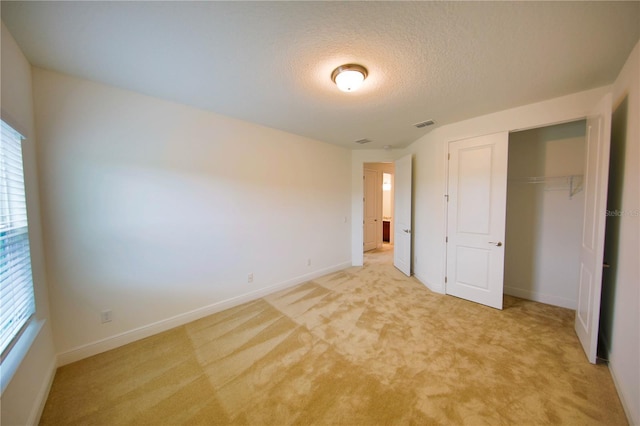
[101,310,113,323]
[307,258,311,266]
[248,273,254,283]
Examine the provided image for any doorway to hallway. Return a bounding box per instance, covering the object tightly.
[363,162,395,254]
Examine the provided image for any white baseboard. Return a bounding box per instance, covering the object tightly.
[28,357,56,425]
[607,356,638,426]
[57,261,351,366]
[504,285,576,309]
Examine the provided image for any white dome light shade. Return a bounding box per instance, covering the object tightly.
[335,70,364,92]
[331,64,368,92]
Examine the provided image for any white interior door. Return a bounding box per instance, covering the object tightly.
[446,132,509,309]
[575,94,612,364]
[394,155,412,276]
[363,168,378,252]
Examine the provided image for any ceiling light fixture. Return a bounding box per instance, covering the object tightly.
[331,64,368,92]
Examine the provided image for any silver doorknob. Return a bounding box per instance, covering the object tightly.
[489,241,503,247]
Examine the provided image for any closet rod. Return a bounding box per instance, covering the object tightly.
[509,174,584,199]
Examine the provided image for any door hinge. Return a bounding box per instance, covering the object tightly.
[448,153,450,160]
[445,236,448,243]
[445,276,448,283]
[445,194,449,201]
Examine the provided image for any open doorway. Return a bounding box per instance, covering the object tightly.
[363,162,395,263]
[504,120,587,309]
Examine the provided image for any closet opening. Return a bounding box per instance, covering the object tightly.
[504,120,587,310]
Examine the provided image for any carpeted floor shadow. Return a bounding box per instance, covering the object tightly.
[40,245,627,425]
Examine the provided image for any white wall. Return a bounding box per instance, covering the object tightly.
[505,121,586,309]
[0,22,57,425]
[402,86,610,294]
[601,40,640,425]
[32,69,352,364]
[401,43,639,423]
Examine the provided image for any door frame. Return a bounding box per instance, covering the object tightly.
[363,162,396,251]
[363,166,382,251]
[351,153,398,266]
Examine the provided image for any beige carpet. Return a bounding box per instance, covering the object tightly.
[40,244,627,425]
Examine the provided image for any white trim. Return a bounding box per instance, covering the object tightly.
[442,143,450,294]
[57,261,351,366]
[607,357,636,426]
[602,332,636,426]
[27,356,56,426]
[503,285,576,310]
[1,319,44,394]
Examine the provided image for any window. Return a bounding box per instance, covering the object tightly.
[0,120,35,359]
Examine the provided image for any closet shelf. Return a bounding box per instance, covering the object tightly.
[509,174,584,199]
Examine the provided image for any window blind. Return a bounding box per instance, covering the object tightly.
[0,120,35,358]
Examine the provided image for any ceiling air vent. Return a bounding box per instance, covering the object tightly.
[354,138,372,145]
[414,120,435,129]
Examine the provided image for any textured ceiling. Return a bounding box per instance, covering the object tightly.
[2,1,639,149]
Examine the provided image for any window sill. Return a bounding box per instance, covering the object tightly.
[0,318,45,394]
